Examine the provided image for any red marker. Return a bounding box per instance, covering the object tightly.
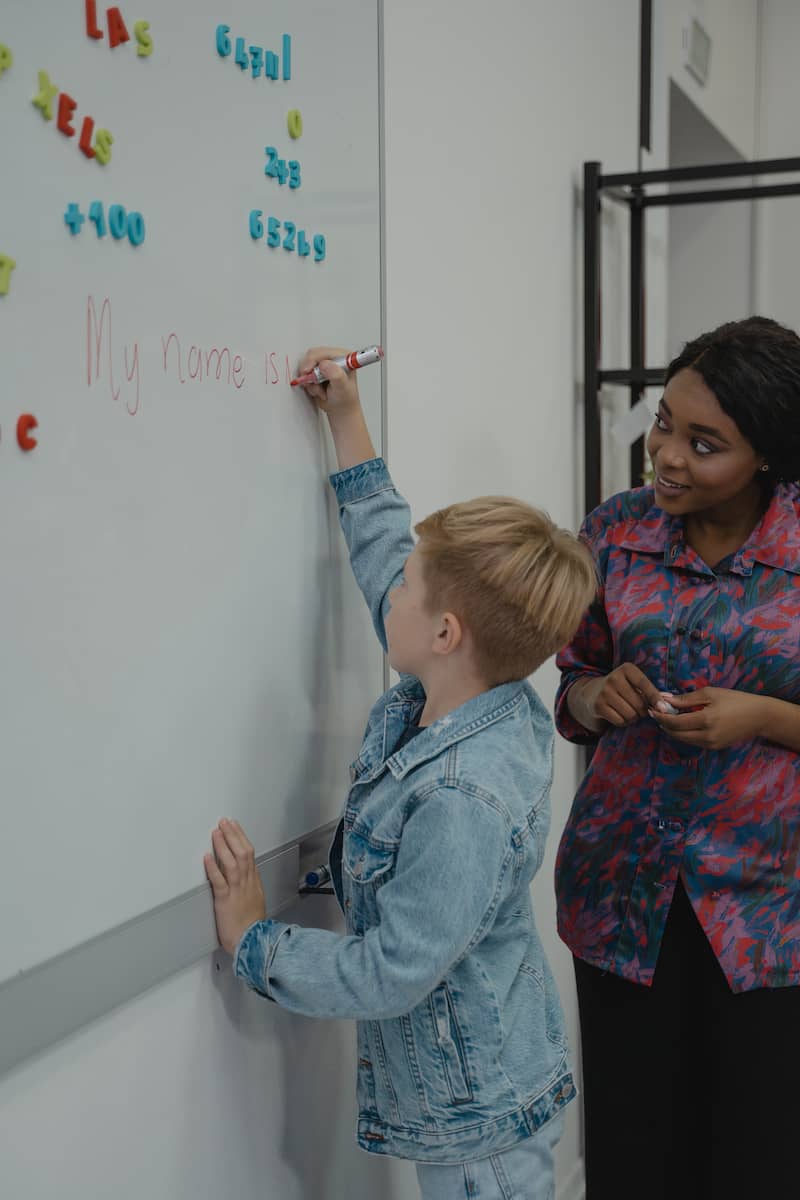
[290,344,384,387]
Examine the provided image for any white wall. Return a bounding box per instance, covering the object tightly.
[666,81,754,362]
[661,0,759,159]
[0,4,674,1199]
[753,0,800,328]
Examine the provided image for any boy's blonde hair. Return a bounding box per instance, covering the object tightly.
[414,497,597,684]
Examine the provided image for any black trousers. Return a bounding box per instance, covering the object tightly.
[574,878,800,1200]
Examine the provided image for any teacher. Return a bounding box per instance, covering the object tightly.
[555,316,800,1199]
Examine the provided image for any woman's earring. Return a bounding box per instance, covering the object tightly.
[760,463,770,472]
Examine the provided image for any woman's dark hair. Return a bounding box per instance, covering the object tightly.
[665,316,800,484]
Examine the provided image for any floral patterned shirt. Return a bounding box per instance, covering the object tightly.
[555,482,800,993]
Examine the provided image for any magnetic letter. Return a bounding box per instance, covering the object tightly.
[282,34,291,80]
[85,0,103,39]
[0,254,17,295]
[32,70,58,120]
[106,7,130,48]
[79,115,96,157]
[93,128,114,165]
[0,43,13,76]
[17,414,38,451]
[134,20,153,57]
[57,92,77,137]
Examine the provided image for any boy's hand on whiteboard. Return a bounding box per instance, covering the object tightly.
[297,346,361,414]
[204,819,267,955]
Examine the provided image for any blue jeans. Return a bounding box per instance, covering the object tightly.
[415,1115,564,1200]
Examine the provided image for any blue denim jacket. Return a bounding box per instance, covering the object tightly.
[234,458,575,1163]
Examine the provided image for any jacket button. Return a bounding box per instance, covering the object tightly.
[669,821,683,833]
[690,629,702,641]
[676,625,687,635]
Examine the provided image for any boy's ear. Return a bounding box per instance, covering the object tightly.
[432,611,464,657]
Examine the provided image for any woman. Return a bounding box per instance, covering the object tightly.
[555,316,800,1198]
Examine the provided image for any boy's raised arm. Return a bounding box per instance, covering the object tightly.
[296,346,413,652]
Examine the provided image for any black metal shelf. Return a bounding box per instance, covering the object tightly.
[583,156,800,514]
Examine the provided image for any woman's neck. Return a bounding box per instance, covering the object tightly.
[685,485,770,564]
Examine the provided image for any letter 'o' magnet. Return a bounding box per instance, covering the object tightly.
[17,414,38,451]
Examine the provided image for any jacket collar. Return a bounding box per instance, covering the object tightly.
[617,483,800,576]
[385,681,538,780]
[351,678,544,784]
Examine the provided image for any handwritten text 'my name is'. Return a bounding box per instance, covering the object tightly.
[86,296,292,416]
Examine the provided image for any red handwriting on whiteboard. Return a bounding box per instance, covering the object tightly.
[161,332,246,390]
[86,295,141,415]
[265,351,292,385]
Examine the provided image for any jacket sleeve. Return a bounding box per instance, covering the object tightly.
[329,457,415,653]
[554,516,614,744]
[233,788,513,1020]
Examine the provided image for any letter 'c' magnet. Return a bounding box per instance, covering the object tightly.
[17,413,38,451]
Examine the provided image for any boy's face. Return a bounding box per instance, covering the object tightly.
[385,545,440,676]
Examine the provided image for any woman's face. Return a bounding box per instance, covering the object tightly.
[645,367,766,516]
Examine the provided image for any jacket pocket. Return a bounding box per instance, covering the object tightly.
[343,830,396,884]
[429,983,474,1105]
[342,831,396,935]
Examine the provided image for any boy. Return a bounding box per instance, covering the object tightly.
[204,348,596,1200]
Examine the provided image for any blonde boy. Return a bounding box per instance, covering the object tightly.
[205,350,596,1200]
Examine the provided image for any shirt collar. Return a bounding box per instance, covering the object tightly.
[738,483,800,575]
[617,483,800,576]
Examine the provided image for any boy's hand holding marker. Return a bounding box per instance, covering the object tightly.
[290,344,383,412]
[293,345,380,470]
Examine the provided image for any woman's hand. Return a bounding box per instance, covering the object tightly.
[649,687,769,750]
[574,663,667,730]
[204,819,267,955]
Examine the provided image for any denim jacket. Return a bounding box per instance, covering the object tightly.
[234,458,575,1163]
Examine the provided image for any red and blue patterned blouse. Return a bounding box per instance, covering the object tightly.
[555,481,800,994]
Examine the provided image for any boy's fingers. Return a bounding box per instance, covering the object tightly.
[203,853,228,894]
[220,819,254,862]
[297,345,348,375]
[229,820,256,857]
[211,828,238,878]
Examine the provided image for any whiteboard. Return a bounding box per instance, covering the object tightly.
[0,0,383,981]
